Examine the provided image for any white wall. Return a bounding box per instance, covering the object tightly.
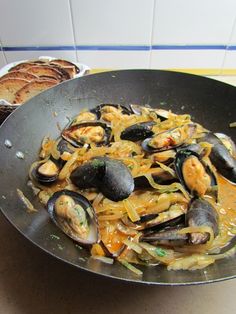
[0,0,236,73]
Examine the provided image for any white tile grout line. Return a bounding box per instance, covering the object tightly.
[148,0,156,69]
[68,0,78,62]
[220,14,236,74]
[0,36,7,64]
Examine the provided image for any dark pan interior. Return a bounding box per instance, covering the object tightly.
[0,70,236,285]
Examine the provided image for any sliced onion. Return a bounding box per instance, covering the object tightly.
[123,199,140,222]
[123,239,142,254]
[118,259,143,276]
[91,255,114,264]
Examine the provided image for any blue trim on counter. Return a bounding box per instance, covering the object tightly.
[2,45,236,51]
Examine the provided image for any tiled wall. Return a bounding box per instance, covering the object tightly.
[1,0,236,74]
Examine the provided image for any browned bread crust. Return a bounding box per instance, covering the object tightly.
[0,71,38,82]
[13,80,57,104]
[0,78,29,103]
[9,62,37,72]
[25,66,65,81]
[50,59,80,74]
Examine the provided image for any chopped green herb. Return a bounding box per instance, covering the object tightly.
[80,136,88,143]
[128,165,134,170]
[91,159,105,168]
[75,244,83,250]
[50,234,60,240]
[131,151,137,157]
[155,247,166,257]
[57,244,64,250]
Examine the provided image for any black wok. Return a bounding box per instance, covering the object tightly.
[0,70,236,285]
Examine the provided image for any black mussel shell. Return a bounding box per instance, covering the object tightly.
[128,104,152,115]
[47,190,99,245]
[142,215,186,233]
[50,138,76,168]
[31,159,59,184]
[120,121,156,142]
[98,158,134,201]
[57,138,75,155]
[90,103,132,119]
[62,121,111,148]
[70,158,106,189]
[176,143,203,155]
[154,109,172,121]
[198,133,236,183]
[142,124,196,153]
[134,169,177,189]
[174,149,217,197]
[71,157,134,202]
[186,198,219,244]
[140,226,188,244]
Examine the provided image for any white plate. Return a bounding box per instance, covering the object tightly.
[0,56,90,106]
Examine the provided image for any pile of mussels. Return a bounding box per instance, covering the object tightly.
[30,104,236,251]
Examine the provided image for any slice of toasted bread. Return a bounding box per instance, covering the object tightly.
[0,71,38,82]
[61,66,76,78]
[0,78,29,103]
[9,62,39,72]
[25,66,64,81]
[49,65,71,80]
[38,75,60,82]
[50,59,80,74]
[13,80,57,104]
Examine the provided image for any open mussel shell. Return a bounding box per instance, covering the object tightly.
[140,226,188,246]
[198,132,236,183]
[174,149,217,198]
[142,123,196,153]
[215,133,236,156]
[186,198,219,244]
[120,121,156,142]
[47,190,99,245]
[49,138,76,168]
[90,103,132,119]
[70,157,134,202]
[62,121,112,148]
[134,168,177,189]
[30,159,59,184]
[56,138,75,155]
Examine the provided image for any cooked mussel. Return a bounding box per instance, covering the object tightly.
[134,168,177,189]
[62,121,111,148]
[198,133,236,183]
[140,226,188,246]
[49,138,76,167]
[90,104,132,121]
[47,190,99,245]
[120,121,156,141]
[142,123,196,153]
[70,157,106,189]
[70,157,134,201]
[30,159,59,184]
[71,111,97,125]
[174,150,215,197]
[186,198,219,244]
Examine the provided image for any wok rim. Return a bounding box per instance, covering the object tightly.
[1,69,236,286]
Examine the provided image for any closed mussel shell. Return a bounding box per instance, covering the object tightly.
[198,133,236,183]
[120,121,156,142]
